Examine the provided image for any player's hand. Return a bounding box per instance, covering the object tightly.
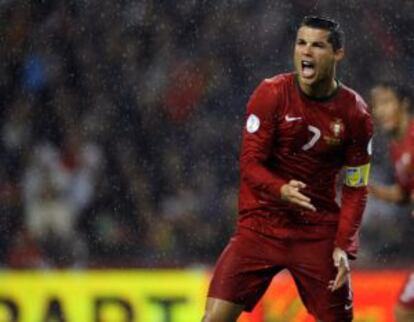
[328,247,350,292]
[280,180,316,211]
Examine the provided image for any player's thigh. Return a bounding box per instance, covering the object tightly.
[291,273,353,322]
[289,238,353,322]
[208,227,285,312]
[202,297,244,322]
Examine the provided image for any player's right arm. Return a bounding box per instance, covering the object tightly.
[240,79,315,211]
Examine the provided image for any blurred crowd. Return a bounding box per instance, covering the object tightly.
[0,0,413,268]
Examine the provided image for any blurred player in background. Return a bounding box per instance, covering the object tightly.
[202,16,373,322]
[369,82,414,322]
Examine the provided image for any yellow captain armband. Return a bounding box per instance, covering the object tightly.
[344,163,371,187]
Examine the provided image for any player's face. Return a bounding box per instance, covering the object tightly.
[371,87,404,133]
[294,26,344,88]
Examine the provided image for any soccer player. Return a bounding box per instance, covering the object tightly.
[202,16,373,322]
[369,82,414,322]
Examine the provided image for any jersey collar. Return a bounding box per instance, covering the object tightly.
[294,73,341,102]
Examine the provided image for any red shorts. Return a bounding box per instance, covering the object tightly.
[398,272,414,309]
[208,226,353,322]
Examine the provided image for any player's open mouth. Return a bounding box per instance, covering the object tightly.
[301,61,316,78]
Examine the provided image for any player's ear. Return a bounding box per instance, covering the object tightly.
[334,48,344,62]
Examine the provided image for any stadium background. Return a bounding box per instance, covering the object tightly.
[0,1,413,321]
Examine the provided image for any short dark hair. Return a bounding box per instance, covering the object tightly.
[300,16,344,51]
[374,81,412,103]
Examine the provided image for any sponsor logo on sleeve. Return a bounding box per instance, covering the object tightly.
[246,114,260,133]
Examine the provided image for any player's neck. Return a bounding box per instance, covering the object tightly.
[299,78,338,99]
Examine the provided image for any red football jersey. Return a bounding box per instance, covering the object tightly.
[238,73,373,254]
[390,120,414,193]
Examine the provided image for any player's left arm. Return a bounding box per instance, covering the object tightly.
[330,102,373,291]
[335,104,373,259]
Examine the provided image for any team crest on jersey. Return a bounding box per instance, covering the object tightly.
[324,119,344,145]
[323,136,342,146]
[330,118,344,137]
